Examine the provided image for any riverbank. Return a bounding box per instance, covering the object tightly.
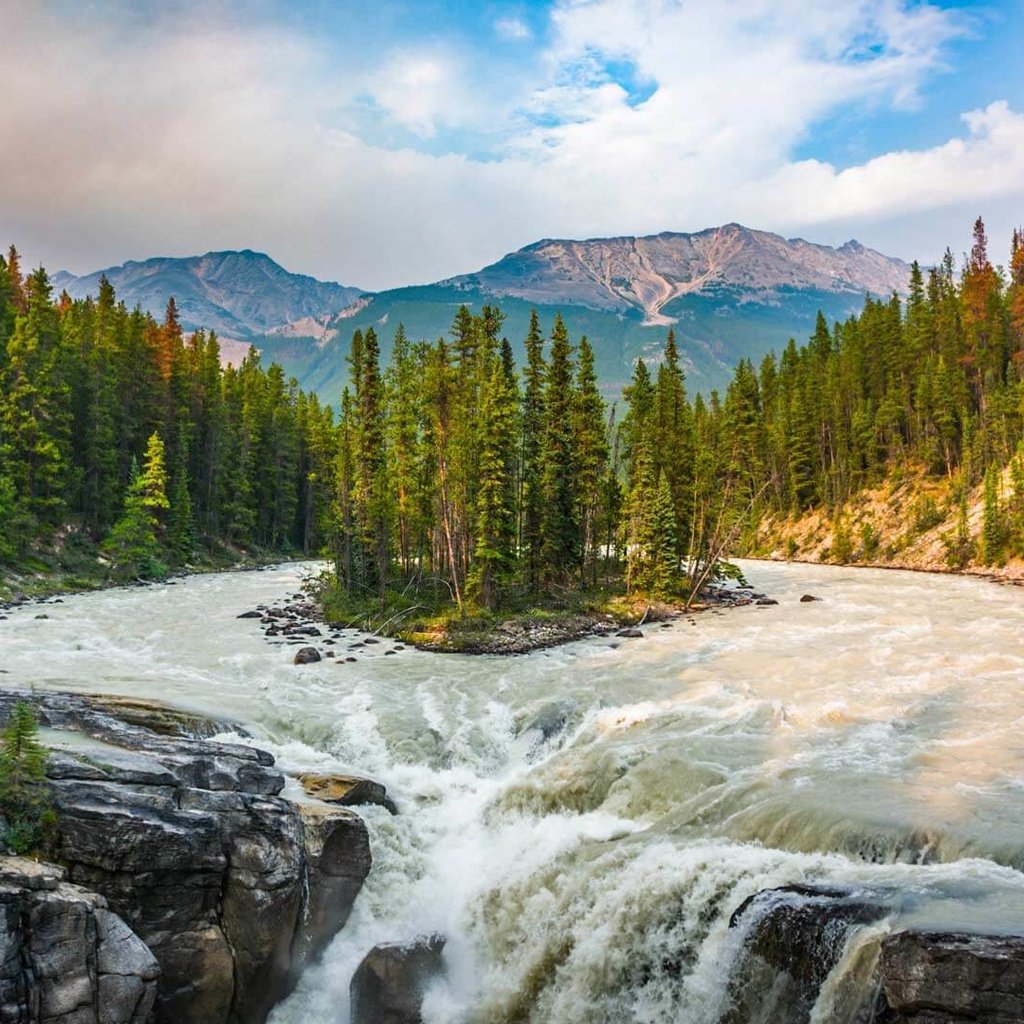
[748,467,1024,584]
[0,538,307,607]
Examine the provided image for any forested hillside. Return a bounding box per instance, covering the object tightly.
[704,218,1024,571]
[0,250,336,586]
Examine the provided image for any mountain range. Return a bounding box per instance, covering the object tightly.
[54,224,911,398]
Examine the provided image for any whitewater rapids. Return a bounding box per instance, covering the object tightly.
[2,560,1024,1023]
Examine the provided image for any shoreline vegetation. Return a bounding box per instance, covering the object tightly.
[4,214,1024,632]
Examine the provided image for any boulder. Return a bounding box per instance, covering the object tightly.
[291,806,373,978]
[756,598,779,606]
[877,931,1024,1023]
[724,884,887,1024]
[616,627,644,638]
[799,594,821,603]
[236,611,262,619]
[298,772,398,815]
[350,934,446,1024]
[293,647,321,665]
[0,856,160,1024]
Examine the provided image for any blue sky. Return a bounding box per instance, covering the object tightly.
[3,0,1023,288]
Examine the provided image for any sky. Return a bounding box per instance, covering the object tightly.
[1,0,1023,290]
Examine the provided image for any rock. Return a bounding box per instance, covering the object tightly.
[0,855,160,1024]
[0,692,372,1024]
[799,594,821,603]
[756,598,779,606]
[350,935,446,1024]
[364,637,380,645]
[616,627,644,638]
[291,806,373,978]
[237,611,262,619]
[518,701,577,743]
[35,613,49,619]
[293,647,321,665]
[877,931,1024,1023]
[298,773,398,815]
[724,884,887,1024]
[385,650,397,656]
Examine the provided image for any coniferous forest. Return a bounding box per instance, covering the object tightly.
[2,216,1023,612]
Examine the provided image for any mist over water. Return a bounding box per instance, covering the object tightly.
[3,560,1024,1022]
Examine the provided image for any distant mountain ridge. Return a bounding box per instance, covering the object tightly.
[53,250,362,340]
[54,225,911,401]
[438,224,909,324]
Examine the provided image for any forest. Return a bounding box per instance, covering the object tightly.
[2,215,1022,613]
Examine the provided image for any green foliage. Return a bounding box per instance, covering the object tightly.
[0,701,56,856]
[982,464,1008,565]
[910,495,944,534]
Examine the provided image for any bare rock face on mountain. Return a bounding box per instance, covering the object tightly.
[443,224,910,325]
[53,251,362,340]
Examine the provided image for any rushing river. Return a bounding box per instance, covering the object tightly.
[3,560,1024,1022]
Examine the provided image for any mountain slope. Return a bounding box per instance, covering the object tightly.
[53,250,362,339]
[440,224,909,323]
[257,224,910,401]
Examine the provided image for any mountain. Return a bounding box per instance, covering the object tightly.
[53,250,362,340]
[54,225,911,401]
[255,223,911,401]
[441,224,909,323]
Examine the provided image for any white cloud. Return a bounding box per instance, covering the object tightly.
[495,16,532,41]
[1,0,1022,289]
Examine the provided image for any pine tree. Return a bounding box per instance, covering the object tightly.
[519,310,546,590]
[539,314,579,579]
[574,336,609,586]
[982,463,1007,565]
[0,700,54,855]
[104,432,170,577]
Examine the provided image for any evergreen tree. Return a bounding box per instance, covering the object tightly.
[0,700,54,855]
[104,432,170,577]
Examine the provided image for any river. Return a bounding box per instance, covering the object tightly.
[2,560,1024,1023]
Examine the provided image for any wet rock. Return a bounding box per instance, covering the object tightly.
[345,657,358,663]
[756,598,779,606]
[364,637,381,645]
[298,773,398,815]
[293,647,321,665]
[350,934,446,1024]
[725,884,888,1024]
[616,627,644,638]
[291,806,373,978]
[34,613,49,620]
[0,692,372,1024]
[385,649,397,656]
[0,856,160,1024]
[518,700,578,743]
[877,931,1024,1023]
[237,610,262,619]
[799,594,821,603]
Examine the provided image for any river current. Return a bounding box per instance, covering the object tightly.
[3,560,1024,1022]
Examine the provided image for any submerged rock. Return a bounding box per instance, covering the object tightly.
[350,934,446,1024]
[877,931,1024,1023]
[298,772,398,814]
[517,700,578,744]
[799,594,821,603]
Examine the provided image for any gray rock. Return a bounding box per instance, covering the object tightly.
[799,594,821,603]
[878,931,1024,1023]
[0,856,159,1024]
[293,647,321,665]
[236,611,262,619]
[616,627,644,638]
[350,934,446,1024]
[0,693,373,1024]
[725,884,888,1024]
[518,701,578,743]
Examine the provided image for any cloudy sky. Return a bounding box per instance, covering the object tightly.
[2,0,1023,289]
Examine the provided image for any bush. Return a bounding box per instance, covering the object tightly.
[910,495,944,534]
[0,701,57,856]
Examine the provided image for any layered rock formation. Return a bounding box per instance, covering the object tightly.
[0,691,373,1024]
[0,857,159,1024]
